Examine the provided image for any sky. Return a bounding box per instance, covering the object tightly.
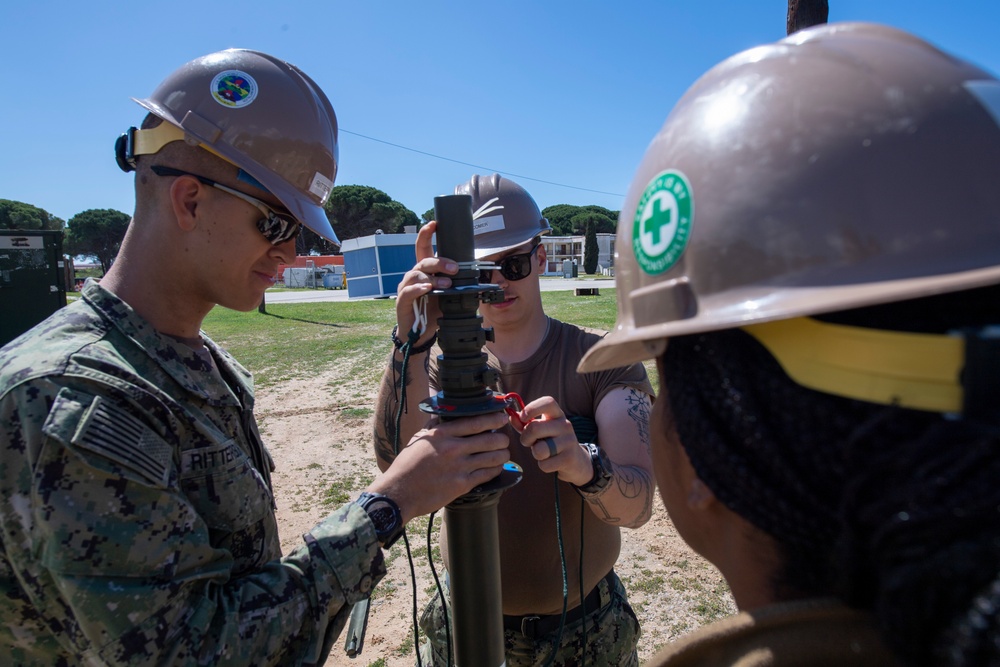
[2,0,999,226]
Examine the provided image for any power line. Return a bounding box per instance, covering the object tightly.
[340,129,625,198]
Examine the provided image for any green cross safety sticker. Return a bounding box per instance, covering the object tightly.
[632,170,693,275]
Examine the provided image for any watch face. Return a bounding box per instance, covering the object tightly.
[359,494,404,548]
[369,505,399,531]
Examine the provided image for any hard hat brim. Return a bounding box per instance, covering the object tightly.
[578,264,1000,373]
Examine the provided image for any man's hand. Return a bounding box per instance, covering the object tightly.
[394,221,457,347]
[514,390,656,529]
[369,411,510,523]
[515,396,595,487]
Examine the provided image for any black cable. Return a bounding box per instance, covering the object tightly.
[568,416,600,666]
[543,474,570,667]
[392,332,434,666]
[402,528,422,667]
[579,494,587,667]
[426,511,454,667]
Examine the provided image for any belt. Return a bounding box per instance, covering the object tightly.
[502,570,615,639]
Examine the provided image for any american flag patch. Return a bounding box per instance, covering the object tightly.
[73,397,173,487]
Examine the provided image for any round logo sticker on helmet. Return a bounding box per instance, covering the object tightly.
[210,70,258,108]
[632,170,693,275]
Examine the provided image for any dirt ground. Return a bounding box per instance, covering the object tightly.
[256,364,735,667]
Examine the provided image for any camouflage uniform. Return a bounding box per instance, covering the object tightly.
[0,280,384,666]
[418,571,641,667]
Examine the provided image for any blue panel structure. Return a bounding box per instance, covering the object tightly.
[348,276,383,298]
[340,232,419,299]
[344,246,378,280]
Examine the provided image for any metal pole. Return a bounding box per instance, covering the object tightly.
[786,0,828,35]
[420,194,521,666]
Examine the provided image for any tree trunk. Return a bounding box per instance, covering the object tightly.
[787,0,829,35]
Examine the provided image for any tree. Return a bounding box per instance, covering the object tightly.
[583,219,599,275]
[422,208,435,223]
[65,209,130,274]
[296,227,340,256]
[295,186,420,254]
[0,199,64,231]
[541,204,618,235]
[315,185,419,249]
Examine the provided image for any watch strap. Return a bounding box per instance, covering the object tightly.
[356,492,404,549]
[391,325,437,354]
[575,442,614,496]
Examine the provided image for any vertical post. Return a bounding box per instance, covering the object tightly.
[786,0,829,35]
[420,195,521,666]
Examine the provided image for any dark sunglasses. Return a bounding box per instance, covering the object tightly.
[479,243,541,283]
[150,165,301,245]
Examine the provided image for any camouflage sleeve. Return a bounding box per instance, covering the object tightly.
[0,378,385,666]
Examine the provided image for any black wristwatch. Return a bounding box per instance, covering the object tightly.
[575,443,614,496]
[356,492,404,548]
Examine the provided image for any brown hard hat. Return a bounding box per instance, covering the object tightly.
[580,22,1000,372]
[134,49,340,243]
[454,174,551,258]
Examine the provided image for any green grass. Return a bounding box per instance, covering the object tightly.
[694,581,734,622]
[537,288,618,331]
[394,633,415,657]
[630,569,667,595]
[202,299,396,386]
[321,473,375,507]
[200,288,662,389]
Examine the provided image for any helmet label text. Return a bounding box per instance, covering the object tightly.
[633,170,692,275]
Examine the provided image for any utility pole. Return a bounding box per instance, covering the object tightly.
[787,0,829,35]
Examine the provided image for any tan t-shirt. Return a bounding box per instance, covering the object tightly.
[430,317,653,615]
[645,599,901,667]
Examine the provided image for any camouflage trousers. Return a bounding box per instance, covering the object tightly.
[417,571,640,666]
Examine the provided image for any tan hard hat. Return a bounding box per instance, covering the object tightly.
[580,22,1000,373]
[454,174,551,258]
[134,49,340,243]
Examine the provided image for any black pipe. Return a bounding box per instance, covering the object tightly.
[420,194,522,666]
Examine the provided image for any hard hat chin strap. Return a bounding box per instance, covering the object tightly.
[115,123,188,172]
[743,317,1000,422]
[115,122,272,197]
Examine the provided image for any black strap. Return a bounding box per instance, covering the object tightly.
[502,571,615,639]
[391,324,437,354]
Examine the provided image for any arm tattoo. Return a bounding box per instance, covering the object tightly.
[617,467,654,528]
[374,351,432,464]
[374,414,398,464]
[626,388,652,457]
[584,389,655,527]
[585,483,621,523]
[616,464,643,499]
[374,355,406,463]
[584,465,654,527]
[373,441,396,465]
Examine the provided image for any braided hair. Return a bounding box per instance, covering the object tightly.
[661,284,1000,666]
